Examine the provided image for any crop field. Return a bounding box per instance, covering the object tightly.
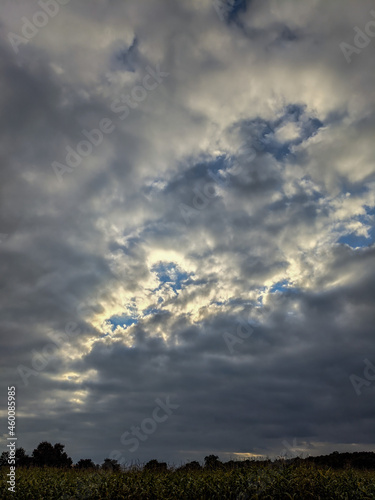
[1,462,375,499]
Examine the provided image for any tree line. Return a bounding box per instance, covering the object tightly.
[1,442,375,471]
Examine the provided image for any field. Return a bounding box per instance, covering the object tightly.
[1,462,375,499]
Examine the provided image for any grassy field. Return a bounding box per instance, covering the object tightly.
[1,462,375,499]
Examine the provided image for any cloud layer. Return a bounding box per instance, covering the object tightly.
[0,0,374,464]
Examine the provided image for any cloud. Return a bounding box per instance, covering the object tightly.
[0,0,374,465]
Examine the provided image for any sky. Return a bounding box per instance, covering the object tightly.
[0,0,375,466]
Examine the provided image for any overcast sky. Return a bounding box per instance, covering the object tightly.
[0,0,375,466]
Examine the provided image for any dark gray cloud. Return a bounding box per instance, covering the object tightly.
[0,0,374,465]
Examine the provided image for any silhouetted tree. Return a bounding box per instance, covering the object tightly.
[204,455,222,470]
[101,458,121,472]
[32,442,72,468]
[305,451,375,470]
[76,458,96,469]
[15,448,31,467]
[179,460,202,471]
[144,459,168,471]
[0,452,8,468]
[0,448,31,467]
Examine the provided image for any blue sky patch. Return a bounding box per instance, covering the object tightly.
[269,279,290,293]
[235,108,323,163]
[338,207,375,248]
[338,228,375,249]
[269,280,301,295]
[151,262,191,294]
[108,314,138,329]
[213,0,247,24]
[112,37,139,72]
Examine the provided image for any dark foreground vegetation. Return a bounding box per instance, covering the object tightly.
[1,443,375,499]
